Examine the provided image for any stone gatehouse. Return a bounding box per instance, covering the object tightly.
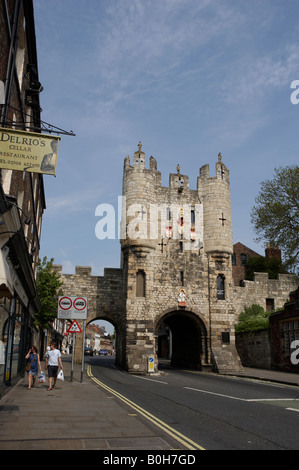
[54,144,298,375]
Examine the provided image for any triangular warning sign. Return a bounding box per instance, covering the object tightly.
[67,320,82,333]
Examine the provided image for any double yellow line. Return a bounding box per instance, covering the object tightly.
[87,365,205,451]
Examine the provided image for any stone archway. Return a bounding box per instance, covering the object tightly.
[52,265,126,367]
[86,316,125,365]
[156,310,209,370]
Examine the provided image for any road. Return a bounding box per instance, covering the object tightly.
[85,355,299,450]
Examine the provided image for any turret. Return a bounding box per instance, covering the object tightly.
[197,153,233,255]
[121,142,160,257]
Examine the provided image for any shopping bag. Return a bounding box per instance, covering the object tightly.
[57,369,64,381]
[37,371,45,383]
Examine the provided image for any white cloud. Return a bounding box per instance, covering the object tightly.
[87,0,244,110]
[222,43,299,103]
[45,187,103,216]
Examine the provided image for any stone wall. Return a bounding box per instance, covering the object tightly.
[53,265,126,367]
[236,330,271,369]
[232,273,298,317]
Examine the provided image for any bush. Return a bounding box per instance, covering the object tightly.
[235,304,270,333]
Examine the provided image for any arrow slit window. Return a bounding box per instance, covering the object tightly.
[217,274,225,300]
[136,270,145,297]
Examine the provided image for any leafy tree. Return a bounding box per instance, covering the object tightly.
[245,256,288,281]
[235,304,271,333]
[35,257,63,328]
[251,165,299,273]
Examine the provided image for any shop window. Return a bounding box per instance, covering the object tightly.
[283,321,299,356]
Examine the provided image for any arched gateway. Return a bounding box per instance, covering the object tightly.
[156,309,209,370]
[54,144,247,374]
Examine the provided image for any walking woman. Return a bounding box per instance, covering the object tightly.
[25,346,41,389]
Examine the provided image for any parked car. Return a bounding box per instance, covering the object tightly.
[98,349,107,356]
[84,347,93,356]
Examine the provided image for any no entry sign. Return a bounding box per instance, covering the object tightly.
[58,296,87,319]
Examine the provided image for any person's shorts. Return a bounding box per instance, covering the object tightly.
[47,365,59,378]
[29,369,38,376]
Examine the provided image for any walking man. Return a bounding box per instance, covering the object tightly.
[45,341,63,391]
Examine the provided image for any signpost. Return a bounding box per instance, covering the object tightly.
[59,297,87,382]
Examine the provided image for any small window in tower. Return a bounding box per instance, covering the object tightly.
[166,207,171,221]
[191,209,195,224]
[180,271,184,286]
[217,275,225,300]
[222,332,230,344]
[179,241,183,253]
[136,270,145,297]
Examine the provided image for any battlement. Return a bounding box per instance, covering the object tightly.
[124,144,230,193]
[124,142,158,172]
[169,164,190,191]
[198,153,230,185]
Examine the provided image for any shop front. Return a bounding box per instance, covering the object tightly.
[0,216,40,397]
[0,282,37,397]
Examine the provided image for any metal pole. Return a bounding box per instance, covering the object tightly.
[81,320,86,383]
[70,333,75,382]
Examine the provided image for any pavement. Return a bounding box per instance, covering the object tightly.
[0,357,298,451]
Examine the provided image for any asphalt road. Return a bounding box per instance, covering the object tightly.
[86,355,299,450]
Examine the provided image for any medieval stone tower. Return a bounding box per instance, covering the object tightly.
[120,142,243,374]
[56,142,297,373]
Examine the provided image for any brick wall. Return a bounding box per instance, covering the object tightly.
[232,242,261,286]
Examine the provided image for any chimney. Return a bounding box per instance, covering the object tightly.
[265,243,281,261]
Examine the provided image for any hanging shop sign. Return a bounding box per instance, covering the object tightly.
[0,128,60,176]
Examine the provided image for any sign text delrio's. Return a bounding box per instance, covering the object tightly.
[0,128,60,176]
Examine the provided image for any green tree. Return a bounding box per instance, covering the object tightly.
[235,304,270,333]
[35,257,63,328]
[251,165,299,273]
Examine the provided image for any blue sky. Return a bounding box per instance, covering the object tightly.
[34,0,299,280]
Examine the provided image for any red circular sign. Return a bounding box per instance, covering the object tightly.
[74,297,87,311]
[59,297,72,310]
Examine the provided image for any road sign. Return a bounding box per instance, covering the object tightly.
[73,297,87,311]
[58,296,87,319]
[148,354,155,372]
[67,320,82,334]
[59,296,72,310]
